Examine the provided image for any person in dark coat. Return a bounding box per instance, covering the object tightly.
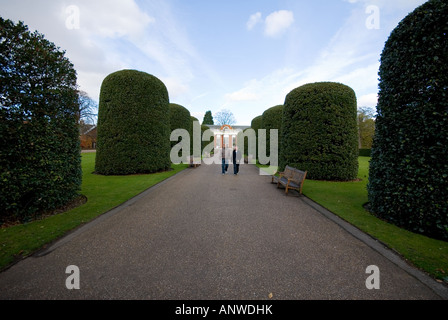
[232,146,242,175]
[221,145,230,175]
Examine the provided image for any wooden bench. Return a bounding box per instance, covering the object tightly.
[271,165,307,195]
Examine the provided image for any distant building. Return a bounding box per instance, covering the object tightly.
[206,124,250,149]
[80,124,97,150]
[79,123,251,151]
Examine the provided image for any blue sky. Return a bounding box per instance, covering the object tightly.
[1,0,427,125]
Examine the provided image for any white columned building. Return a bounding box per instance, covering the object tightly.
[206,124,250,150]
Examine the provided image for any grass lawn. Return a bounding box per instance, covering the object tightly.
[261,157,448,283]
[0,152,188,270]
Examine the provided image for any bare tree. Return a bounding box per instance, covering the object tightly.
[77,90,98,125]
[214,109,236,126]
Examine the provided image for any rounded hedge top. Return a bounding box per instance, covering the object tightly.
[262,105,283,157]
[169,103,191,132]
[368,0,448,240]
[95,69,171,175]
[169,103,192,155]
[280,82,359,181]
[251,115,262,132]
[261,105,283,130]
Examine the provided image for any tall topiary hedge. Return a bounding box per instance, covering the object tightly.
[261,105,283,157]
[190,116,199,156]
[279,82,359,181]
[95,70,171,175]
[0,18,81,222]
[368,0,448,240]
[251,115,262,133]
[169,103,192,151]
[201,124,213,154]
[251,115,262,160]
[202,110,214,125]
[169,104,191,137]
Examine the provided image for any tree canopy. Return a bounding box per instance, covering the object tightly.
[214,109,236,126]
[357,107,375,149]
[0,17,81,221]
[202,110,214,125]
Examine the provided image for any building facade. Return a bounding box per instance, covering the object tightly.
[206,124,250,150]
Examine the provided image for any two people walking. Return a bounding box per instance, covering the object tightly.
[221,145,242,175]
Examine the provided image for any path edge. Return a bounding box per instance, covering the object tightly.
[33,167,192,258]
[301,195,448,300]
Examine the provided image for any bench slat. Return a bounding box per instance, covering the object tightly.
[271,165,307,195]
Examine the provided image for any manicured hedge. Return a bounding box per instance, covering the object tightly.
[202,110,214,125]
[251,115,262,133]
[201,125,213,154]
[261,105,283,157]
[279,82,359,181]
[190,116,199,156]
[95,70,171,175]
[0,18,81,221]
[169,103,192,158]
[251,115,262,160]
[169,103,191,143]
[359,149,371,157]
[368,0,448,240]
[241,128,255,159]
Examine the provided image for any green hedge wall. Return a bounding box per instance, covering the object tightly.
[368,0,448,240]
[251,115,262,133]
[0,18,81,221]
[251,115,262,160]
[261,105,283,158]
[169,103,192,156]
[95,70,171,175]
[169,103,191,139]
[359,149,372,157]
[190,116,199,156]
[279,82,359,181]
[201,124,213,154]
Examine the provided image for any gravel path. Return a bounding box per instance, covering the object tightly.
[0,162,446,299]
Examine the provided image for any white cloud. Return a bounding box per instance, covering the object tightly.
[264,10,294,37]
[228,5,386,116]
[161,77,190,99]
[74,0,154,39]
[191,111,205,122]
[131,0,224,99]
[0,0,157,101]
[0,0,221,106]
[225,69,296,106]
[225,85,260,101]
[246,10,294,37]
[333,62,380,94]
[246,12,262,30]
[358,93,378,107]
[345,0,426,8]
